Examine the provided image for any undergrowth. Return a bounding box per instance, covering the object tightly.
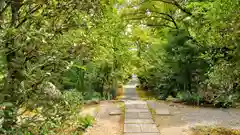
[191,126,240,135]
[136,87,156,101]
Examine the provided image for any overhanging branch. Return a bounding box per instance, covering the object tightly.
[16,5,42,28]
[150,7,178,29]
[0,1,10,16]
[126,15,172,22]
[124,10,178,29]
[131,0,192,16]
[147,23,176,29]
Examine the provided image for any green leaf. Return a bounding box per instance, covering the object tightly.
[72,65,87,71]
[1,102,13,107]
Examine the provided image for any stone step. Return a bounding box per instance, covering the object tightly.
[125,104,148,109]
[123,79,160,135]
[124,124,159,133]
[125,119,154,124]
[125,112,152,119]
[126,109,150,113]
[125,100,146,104]
[124,133,160,135]
[109,110,122,115]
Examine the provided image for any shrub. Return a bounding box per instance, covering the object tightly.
[77,115,95,131]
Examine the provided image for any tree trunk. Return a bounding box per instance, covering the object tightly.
[2,0,23,129]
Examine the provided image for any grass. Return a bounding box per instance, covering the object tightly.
[147,104,156,121]
[116,85,124,100]
[136,87,156,101]
[191,126,240,135]
[118,102,125,112]
[118,102,125,135]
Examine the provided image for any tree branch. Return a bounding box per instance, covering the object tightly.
[126,15,172,22]
[150,7,178,29]
[16,5,42,28]
[154,0,192,15]
[124,10,178,29]
[131,0,192,16]
[172,0,192,16]
[11,0,23,26]
[147,23,176,29]
[153,0,173,4]
[0,0,10,16]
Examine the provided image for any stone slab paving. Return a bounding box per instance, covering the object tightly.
[125,112,152,118]
[138,112,152,119]
[141,124,159,132]
[126,109,149,113]
[122,77,160,135]
[109,110,122,115]
[124,133,160,135]
[124,124,141,132]
[125,119,154,124]
[124,124,159,133]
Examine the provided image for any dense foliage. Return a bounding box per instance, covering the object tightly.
[0,0,134,134]
[130,0,240,107]
[0,0,239,134]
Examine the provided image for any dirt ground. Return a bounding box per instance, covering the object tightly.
[150,101,240,135]
[84,101,124,135]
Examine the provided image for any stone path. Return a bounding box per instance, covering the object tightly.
[122,77,160,135]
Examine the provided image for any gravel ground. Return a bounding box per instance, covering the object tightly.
[147,100,240,135]
[84,101,124,135]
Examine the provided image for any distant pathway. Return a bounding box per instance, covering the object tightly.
[121,77,160,135]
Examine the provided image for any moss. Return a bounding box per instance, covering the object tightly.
[116,86,124,100]
[191,126,240,135]
[136,87,156,100]
[117,101,125,113]
[147,105,156,121]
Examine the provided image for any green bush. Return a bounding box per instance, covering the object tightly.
[177,91,204,105]
[77,115,95,131]
[137,29,239,107]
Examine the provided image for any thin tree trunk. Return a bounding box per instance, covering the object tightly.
[2,0,23,129]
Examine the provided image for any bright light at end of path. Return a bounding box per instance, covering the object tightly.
[124,84,138,88]
[129,48,137,51]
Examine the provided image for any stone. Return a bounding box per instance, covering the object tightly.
[125,119,154,124]
[125,104,136,109]
[124,133,160,135]
[109,110,122,115]
[139,112,152,119]
[125,100,146,104]
[126,109,149,113]
[126,112,139,119]
[155,109,170,115]
[141,124,159,132]
[136,104,148,109]
[125,104,148,109]
[125,112,152,119]
[122,79,160,135]
[124,124,141,132]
